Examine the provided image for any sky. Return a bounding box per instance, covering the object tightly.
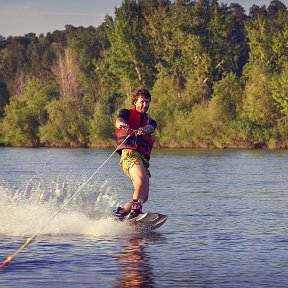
[0,0,287,38]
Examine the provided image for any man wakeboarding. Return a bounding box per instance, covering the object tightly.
[114,88,157,221]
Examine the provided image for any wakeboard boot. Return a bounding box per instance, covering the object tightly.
[113,207,128,221]
[128,199,143,220]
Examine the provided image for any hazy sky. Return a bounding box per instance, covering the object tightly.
[0,0,287,37]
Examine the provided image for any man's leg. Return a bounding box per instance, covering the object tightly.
[123,163,149,213]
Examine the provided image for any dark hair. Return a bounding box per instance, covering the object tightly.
[132,88,151,104]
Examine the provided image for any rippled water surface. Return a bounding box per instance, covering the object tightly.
[1,148,288,287]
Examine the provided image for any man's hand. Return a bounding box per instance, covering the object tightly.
[119,122,130,131]
[116,118,130,130]
[137,125,154,135]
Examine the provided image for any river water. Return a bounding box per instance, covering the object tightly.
[0,147,287,287]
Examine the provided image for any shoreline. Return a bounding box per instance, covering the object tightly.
[1,142,287,149]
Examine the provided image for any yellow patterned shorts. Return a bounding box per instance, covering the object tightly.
[119,149,151,179]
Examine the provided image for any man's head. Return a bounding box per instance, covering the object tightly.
[132,89,151,114]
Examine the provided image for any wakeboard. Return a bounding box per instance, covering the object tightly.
[128,212,168,230]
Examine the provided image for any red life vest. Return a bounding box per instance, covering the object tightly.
[116,108,154,160]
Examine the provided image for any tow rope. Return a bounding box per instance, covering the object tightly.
[0,129,136,270]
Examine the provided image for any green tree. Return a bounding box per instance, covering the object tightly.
[242,64,277,127]
[267,0,287,16]
[271,63,288,117]
[89,101,114,144]
[39,98,88,146]
[0,80,9,117]
[207,1,245,79]
[270,11,288,70]
[144,0,211,104]
[0,38,29,93]
[149,73,185,146]
[67,25,108,77]
[245,16,273,69]
[205,73,243,146]
[249,4,268,19]
[188,103,216,147]
[67,25,110,116]
[180,74,243,148]
[212,72,243,119]
[0,78,57,146]
[104,0,157,93]
[40,48,88,146]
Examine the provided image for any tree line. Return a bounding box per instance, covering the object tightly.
[0,0,288,148]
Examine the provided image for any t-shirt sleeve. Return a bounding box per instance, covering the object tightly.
[147,114,157,130]
[117,109,130,122]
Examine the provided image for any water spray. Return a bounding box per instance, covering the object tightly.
[0,129,137,270]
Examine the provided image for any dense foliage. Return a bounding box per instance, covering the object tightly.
[0,0,288,148]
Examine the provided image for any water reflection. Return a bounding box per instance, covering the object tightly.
[115,233,165,288]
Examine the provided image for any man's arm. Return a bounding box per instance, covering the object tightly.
[139,115,157,134]
[115,109,130,129]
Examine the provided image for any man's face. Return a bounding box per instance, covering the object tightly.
[134,96,150,113]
